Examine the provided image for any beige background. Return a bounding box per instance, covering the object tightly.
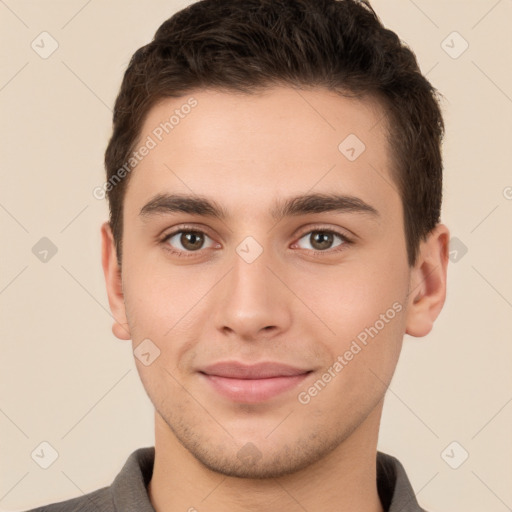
[1,1,511,511]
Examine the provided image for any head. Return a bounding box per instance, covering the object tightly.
[104,0,444,269]
[101,0,449,479]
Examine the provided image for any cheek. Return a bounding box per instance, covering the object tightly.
[122,258,217,363]
[291,261,408,339]
[296,301,406,417]
[122,245,190,318]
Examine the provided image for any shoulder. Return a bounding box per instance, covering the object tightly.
[21,446,155,512]
[21,487,116,512]
[21,485,114,512]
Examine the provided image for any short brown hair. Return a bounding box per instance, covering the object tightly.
[104,0,444,267]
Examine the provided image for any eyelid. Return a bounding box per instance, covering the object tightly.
[293,223,354,243]
[161,221,213,234]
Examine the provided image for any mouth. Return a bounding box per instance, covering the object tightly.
[198,361,313,403]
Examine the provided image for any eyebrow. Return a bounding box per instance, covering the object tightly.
[139,192,379,221]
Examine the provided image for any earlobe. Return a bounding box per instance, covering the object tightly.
[405,223,450,338]
[101,222,131,341]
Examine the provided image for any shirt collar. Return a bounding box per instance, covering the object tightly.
[110,446,427,511]
[376,451,428,511]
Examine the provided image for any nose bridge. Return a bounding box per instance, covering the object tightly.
[213,237,291,338]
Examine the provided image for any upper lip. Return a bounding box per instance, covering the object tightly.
[199,361,312,379]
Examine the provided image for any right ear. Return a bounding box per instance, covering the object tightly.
[101,222,131,340]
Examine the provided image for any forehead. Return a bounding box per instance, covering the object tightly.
[124,86,398,220]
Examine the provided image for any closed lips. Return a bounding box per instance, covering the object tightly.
[199,361,312,379]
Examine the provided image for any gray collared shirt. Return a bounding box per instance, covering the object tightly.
[24,447,428,511]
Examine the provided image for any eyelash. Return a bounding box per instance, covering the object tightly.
[160,224,353,258]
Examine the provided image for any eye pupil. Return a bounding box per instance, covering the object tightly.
[181,232,204,250]
[311,231,333,250]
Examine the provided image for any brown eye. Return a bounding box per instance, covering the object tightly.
[296,230,347,251]
[164,230,216,253]
[180,231,204,251]
[310,232,335,250]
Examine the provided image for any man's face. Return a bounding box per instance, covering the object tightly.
[111,87,413,477]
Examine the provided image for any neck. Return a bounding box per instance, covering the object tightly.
[148,402,385,512]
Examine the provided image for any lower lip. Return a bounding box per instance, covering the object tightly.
[200,372,311,403]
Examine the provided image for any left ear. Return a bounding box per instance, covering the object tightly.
[405,223,450,337]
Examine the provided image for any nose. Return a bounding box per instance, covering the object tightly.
[213,243,293,341]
